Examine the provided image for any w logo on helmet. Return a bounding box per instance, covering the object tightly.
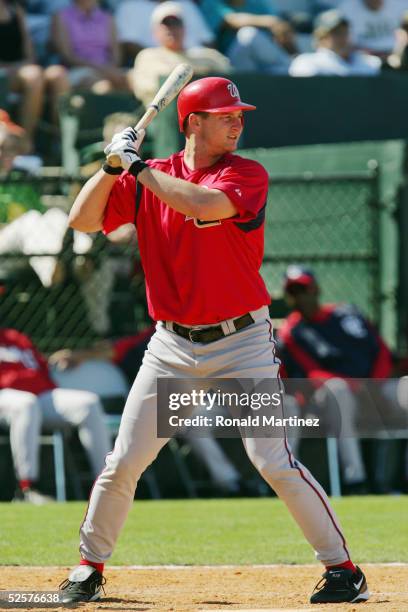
[227,83,239,99]
[177,77,255,131]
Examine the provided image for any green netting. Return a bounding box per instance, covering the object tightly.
[0,175,148,353]
[0,249,148,353]
[240,142,404,347]
[261,174,380,323]
[265,178,376,257]
[0,163,396,351]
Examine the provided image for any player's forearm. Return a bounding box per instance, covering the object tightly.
[138,167,236,220]
[69,169,117,232]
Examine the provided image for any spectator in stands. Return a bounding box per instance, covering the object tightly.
[0,0,68,149]
[0,321,111,504]
[51,0,129,93]
[49,327,253,496]
[132,2,230,108]
[200,0,296,73]
[22,0,70,64]
[339,0,407,60]
[289,9,381,76]
[277,265,408,492]
[386,11,408,70]
[115,0,214,67]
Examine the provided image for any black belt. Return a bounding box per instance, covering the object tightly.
[170,313,255,344]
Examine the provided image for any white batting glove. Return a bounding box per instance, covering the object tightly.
[104,127,145,156]
[105,140,143,171]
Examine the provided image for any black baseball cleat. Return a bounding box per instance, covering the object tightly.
[310,565,370,604]
[59,565,106,603]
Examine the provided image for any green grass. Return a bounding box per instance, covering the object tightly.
[0,496,407,566]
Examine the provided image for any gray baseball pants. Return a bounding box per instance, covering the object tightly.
[80,306,351,567]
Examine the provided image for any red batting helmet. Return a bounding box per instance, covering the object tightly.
[177,77,256,132]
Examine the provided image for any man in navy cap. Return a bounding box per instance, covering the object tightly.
[277,265,393,492]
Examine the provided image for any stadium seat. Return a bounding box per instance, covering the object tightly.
[0,426,67,501]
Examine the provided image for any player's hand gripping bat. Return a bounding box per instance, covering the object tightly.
[105,63,193,243]
[106,63,194,168]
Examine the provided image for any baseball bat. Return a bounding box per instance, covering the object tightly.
[106,63,194,167]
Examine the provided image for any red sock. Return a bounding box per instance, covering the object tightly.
[80,559,104,574]
[326,560,357,573]
[19,479,32,491]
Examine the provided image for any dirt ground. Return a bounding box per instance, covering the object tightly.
[0,565,407,612]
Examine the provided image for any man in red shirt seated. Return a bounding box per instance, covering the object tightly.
[0,297,111,503]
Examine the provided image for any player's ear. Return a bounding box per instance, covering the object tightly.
[188,113,201,132]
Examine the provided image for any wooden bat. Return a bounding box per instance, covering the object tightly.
[106,63,194,167]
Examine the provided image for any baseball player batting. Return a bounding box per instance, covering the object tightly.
[58,76,369,605]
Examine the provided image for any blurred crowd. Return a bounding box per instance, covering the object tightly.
[0,0,408,156]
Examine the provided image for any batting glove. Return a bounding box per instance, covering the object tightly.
[104,127,145,156]
[104,140,139,170]
[103,142,148,177]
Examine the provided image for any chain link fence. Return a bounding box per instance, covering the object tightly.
[0,166,383,353]
[262,169,381,324]
[0,173,148,353]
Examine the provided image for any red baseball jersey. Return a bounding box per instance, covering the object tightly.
[0,329,56,395]
[103,151,271,324]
